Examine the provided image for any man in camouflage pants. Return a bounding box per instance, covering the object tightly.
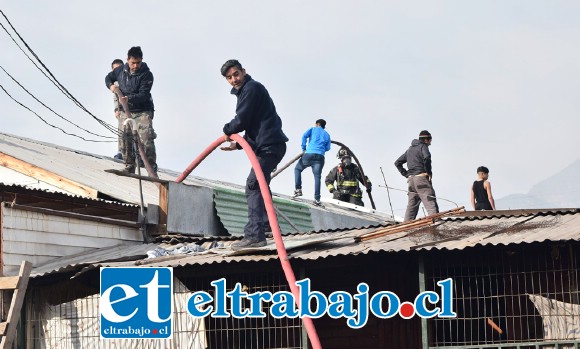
[105,46,157,176]
[110,58,124,160]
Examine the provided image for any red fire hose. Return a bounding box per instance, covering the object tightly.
[176,134,322,349]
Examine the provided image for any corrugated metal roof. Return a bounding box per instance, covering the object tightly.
[0,183,137,208]
[452,208,579,220]
[271,196,316,232]
[31,242,154,277]
[214,187,314,235]
[0,133,393,229]
[31,209,580,278]
[0,132,243,205]
[0,133,160,204]
[0,133,260,206]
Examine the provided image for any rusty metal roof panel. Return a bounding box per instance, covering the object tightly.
[451,208,580,220]
[359,213,580,252]
[31,210,580,277]
[31,243,155,277]
[463,213,580,247]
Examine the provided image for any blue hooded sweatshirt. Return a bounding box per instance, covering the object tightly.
[302,126,331,155]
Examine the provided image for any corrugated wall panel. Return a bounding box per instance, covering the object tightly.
[213,187,314,236]
[1,206,142,275]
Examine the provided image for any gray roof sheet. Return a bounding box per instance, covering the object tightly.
[0,182,137,207]
[0,133,392,231]
[31,208,580,278]
[0,132,240,205]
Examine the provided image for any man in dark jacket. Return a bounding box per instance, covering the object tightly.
[325,148,371,206]
[220,60,288,250]
[105,46,157,175]
[394,130,439,221]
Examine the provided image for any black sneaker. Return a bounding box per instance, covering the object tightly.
[231,238,267,251]
[114,152,123,160]
[292,189,303,198]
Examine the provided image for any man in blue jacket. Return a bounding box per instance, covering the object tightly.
[220,60,288,250]
[292,119,331,206]
[105,46,157,176]
[394,130,439,221]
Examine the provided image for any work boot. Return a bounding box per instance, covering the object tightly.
[231,238,267,251]
[292,189,302,198]
[122,165,135,174]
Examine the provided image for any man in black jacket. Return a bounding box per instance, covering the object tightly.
[394,130,439,221]
[105,46,157,175]
[220,60,288,250]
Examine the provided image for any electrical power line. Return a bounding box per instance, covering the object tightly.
[0,83,114,143]
[0,65,118,139]
[0,9,119,136]
[0,20,71,100]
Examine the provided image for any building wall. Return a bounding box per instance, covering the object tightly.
[305,253,422,349]
[175,254,422,349]
[1,206,141,275]
[26,278,207,349]
[21,242,580,348]
[424,242,580,348]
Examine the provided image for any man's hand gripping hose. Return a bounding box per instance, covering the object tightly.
[175,134,322,349]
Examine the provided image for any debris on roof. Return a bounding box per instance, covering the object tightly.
[31,208,580,278]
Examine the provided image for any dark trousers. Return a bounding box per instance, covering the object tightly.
[244,143,286,241]
[475,202,493,210]
[332,191,364,206]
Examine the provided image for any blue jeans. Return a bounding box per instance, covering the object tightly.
[244,143,286,241]
[294,153,325,201]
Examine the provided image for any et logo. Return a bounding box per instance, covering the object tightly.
[100,267,173,339]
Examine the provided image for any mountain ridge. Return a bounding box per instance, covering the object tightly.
[497,159,580,209]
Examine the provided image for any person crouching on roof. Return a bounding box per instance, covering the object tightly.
[325,148,371,206]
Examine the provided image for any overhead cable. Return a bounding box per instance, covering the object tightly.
[0,65,118,139]
[0,20,70,99]
[0,83,114,143]
[0,10,119,135]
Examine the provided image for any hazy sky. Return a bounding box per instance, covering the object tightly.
[1,1,579,217]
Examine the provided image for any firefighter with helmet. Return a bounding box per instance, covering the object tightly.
[325,148,371,206]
